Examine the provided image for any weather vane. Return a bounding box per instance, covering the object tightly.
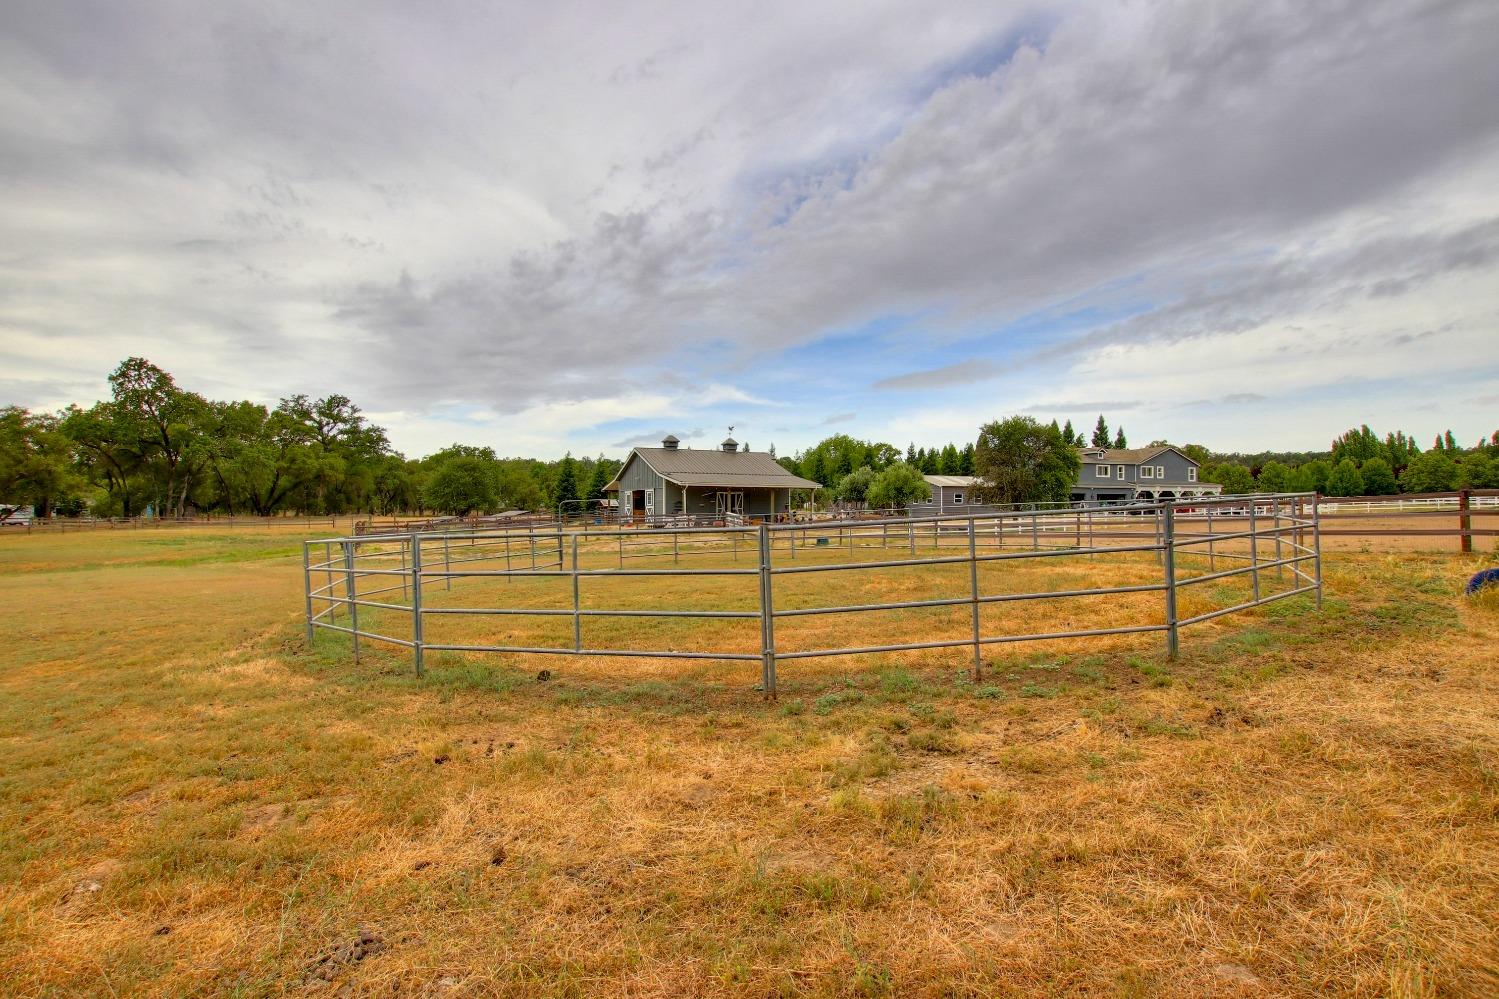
[728,425,735,435]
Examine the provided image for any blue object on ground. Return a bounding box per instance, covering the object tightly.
[1466,568,1499,595]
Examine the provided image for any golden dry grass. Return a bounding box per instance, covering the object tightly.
[0,526,1497,996]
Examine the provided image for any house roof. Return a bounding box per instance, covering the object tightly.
[606,447,822,491]
[923,475,980,488]
[1079,445,1193,465]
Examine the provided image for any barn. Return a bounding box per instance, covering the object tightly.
[605,435,821,524]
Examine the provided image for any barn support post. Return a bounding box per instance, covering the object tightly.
[410,535,424,678]
[967,516,982,681]
[757,524,777,700]
[302,542,314,644]
[343,541,360,664]
[1163,506,1179,660]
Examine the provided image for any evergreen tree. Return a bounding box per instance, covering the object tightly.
[1061,419,1076,448]
[585,455,612,503]
[906,442,917,464]
[958,442,975,476]
[553,452,580,513]
[1443,429,1458,451]
[1091,415,1110,448]
[1113,427,1127,449]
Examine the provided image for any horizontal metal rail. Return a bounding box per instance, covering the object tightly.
[303,492,1324,693]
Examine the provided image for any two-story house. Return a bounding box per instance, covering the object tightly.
[1070,446,1220,504]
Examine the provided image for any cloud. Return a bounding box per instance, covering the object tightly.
[821,412,857,425]
[875,360,1003,391]
[2,0,1498,455]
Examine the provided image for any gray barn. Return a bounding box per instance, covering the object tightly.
[606,436,821,523]
[1071,446,1220,504]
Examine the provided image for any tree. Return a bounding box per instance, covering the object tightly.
[585,456,613,503]
[1061,419,1077,448]
[865,462,931,510]
[1399,450,1456,493]
[552,453,580,512]
[1443,429,1458,452]
[1324,459,1364,497]
[1359,457,1398,495]
[972,416,1081,505]
[1457,453,1499,488]
[1331,425,1380,465]
[1256,460,1292,493]
[1091,415,1110,448]
[1203,462,1255,494]
[424,456,498,515]
[1113,427,1127,449]
[0,407,81,517]
[832,466,875,505]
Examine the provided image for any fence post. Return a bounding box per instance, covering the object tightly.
[1313,494,1324,609]
[673,528,679,565]
[1163,507,1179,660]
[571,534,582,652]
[411,535,424,677]
[967,517,982,681]
[1206,505,1215,573]
[529,526,536,569]
[908,517,916,556]
[1031,506,1038,550]
[399,539,409,602]
[758,524,777,700]
[343,541,360,664]
[443,532,452,590]
[1248,504,1260,604]
[302,542,315,644]
[1459,488,1472,554]
[1274,497,1285,583]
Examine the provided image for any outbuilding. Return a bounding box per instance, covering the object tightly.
[605,435,821,524]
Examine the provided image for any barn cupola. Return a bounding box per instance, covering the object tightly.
[721,437,738,453]
[661,434,679,450]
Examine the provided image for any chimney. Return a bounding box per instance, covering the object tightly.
[721,437,738,453]
[661,434,679,450]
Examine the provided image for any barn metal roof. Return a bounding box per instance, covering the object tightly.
[606,447,822,490]
[923,475,980,488]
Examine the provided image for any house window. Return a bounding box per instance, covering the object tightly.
[952,492,965,505]
[1188,467,1197,482]
[1156,465,1165,479]
[1116,465,1126,480]
[1141,466,1154,480]
[1096,465,1110,478]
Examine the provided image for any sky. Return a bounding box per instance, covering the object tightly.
[3,0,1498,460]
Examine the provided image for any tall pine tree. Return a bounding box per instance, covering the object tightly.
[1113,427,1127,448]
[1091,415,1110,448]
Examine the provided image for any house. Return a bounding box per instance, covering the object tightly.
[605,435,822,523]
[1071,446,1220,504]
[909,475,1001,516]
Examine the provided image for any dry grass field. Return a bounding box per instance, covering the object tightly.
[1,525,1497,997]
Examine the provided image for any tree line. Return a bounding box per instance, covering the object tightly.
[5,372,1496,520]
[0,358,619,519]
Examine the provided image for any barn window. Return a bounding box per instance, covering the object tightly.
[952,491,965,505]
